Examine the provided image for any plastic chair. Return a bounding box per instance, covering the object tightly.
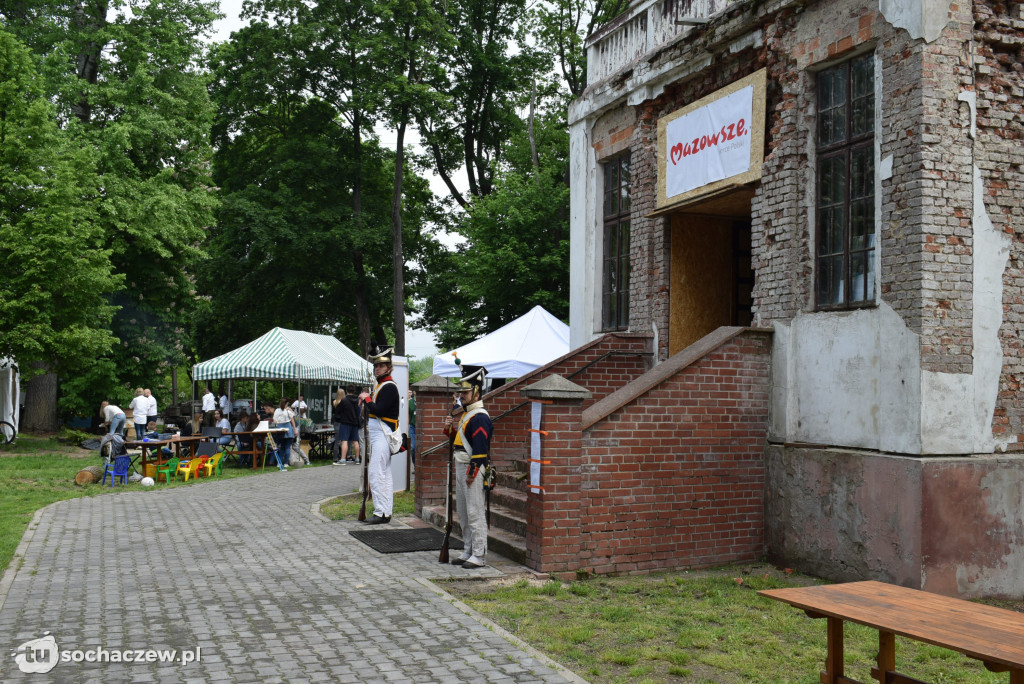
[154,457,179,484]
[176,457,204,482]
[201,452,223,477]
[102,455,132,487]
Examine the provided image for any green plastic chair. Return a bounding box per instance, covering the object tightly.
[155,457,180,484]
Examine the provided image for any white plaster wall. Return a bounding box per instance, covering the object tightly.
[569,119,601,349]
[878,0,952,43]
[921,165,1013,453]
[773,304,922,453]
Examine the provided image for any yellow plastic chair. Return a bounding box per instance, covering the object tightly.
[201,452,223,478]
[176,457,203,482]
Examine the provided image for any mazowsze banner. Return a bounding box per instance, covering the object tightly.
[656,69,766,211]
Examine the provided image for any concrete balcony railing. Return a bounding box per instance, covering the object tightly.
[586,0,736,86]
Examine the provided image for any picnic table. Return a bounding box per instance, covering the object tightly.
[125,435,205,473]
[304,425,334,461]
[224,428,287,469]
[760,580,1024,684]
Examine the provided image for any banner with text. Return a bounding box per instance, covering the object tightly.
[656,69,766,211]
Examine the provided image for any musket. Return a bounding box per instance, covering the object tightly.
[438,439,454,563]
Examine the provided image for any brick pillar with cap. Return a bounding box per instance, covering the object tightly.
[412,374,457,516]
[520,375,592,576]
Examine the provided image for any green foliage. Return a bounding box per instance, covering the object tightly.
[2,1,219,415]
[417,113,571,350]
[201,20,443,359]
[408,356,435,384]
[0,30,120,378]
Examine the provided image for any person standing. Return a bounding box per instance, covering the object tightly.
[332,386,361,465]
[218,390,230,421]
[291,395,307,419]
[273,398,297,471]
[99,401,126,435]
[360,346,399,524]
[442,365,493,569]
[128,388,147,440]
[144,388,158,429]
[202,387,216,426]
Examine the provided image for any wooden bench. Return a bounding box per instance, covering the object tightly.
[759,580,1024,684]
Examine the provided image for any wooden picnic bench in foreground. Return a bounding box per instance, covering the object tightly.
[760,580,1024,684]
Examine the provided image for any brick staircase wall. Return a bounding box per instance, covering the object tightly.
[562,328,773,576]
[413,327,772,579]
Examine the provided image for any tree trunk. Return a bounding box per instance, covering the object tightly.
[353,251,372,356]
[528,80,540,174]
[75,464,106,486]
[22,362,60,433]
[392,111,408,356]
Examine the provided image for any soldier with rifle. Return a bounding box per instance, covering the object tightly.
[442,364,493,569]
[359,346,400,524]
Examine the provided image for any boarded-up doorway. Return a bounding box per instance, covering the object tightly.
[668,190,753,356]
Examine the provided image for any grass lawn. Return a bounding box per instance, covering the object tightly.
[443,565,1022,684]
[319,482,415,520]
[0,433,317,575]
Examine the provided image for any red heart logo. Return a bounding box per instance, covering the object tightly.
[670,143,683,165]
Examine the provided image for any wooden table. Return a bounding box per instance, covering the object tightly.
[126,435,205,472]
[223,429,287,469]
[760,580,1024,684]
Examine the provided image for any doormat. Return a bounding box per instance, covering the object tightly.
[349,527,463,554]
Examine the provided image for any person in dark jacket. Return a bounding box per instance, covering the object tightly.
[332,385,361,465]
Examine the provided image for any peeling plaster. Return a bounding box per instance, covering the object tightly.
[879,154,893,181]
[921,164,1012,453]
[879,0,951,43]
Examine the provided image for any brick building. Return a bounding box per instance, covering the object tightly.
[563,0,1024,596]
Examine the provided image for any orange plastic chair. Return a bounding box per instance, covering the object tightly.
[201,452,223,478]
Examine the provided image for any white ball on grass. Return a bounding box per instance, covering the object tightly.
[140,477,155,487]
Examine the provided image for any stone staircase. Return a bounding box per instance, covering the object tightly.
[422,459,529,564]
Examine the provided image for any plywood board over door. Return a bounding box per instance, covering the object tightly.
[670,214,735,355]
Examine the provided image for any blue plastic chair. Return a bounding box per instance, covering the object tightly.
[102,455,132,487]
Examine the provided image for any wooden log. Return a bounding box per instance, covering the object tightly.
[75,464,106,486]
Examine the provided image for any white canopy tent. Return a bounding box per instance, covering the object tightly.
[432,306,570,378]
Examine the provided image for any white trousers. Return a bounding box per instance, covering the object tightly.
[455,462,487,560]
[368,422,393,517]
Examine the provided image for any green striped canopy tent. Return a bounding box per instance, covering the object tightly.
[193,327,372,384]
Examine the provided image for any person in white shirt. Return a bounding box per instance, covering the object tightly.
[144,388,158,427]
[128,388,147,439]
[214,410,233,446]
[291,395,307,418]
[99,401,126,435]
[202,387,216,426]
[219,392,230,419]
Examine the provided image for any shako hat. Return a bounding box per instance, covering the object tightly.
[368,345,393,365]
[455,364,486,392]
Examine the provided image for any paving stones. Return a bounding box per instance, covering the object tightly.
[0,468,573,683]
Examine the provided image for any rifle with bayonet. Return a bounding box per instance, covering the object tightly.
[439,439,454,563]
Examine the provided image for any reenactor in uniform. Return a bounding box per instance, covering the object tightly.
[361,346,400,524]
[443,365,493,568]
